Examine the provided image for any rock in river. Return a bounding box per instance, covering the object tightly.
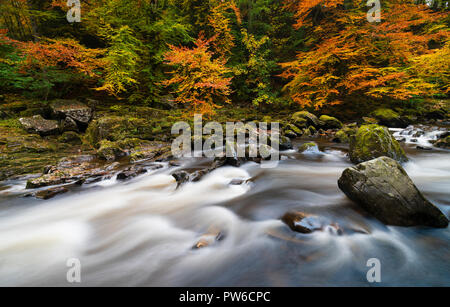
[338,157,449,228]
[349,124,408,164]
[50,99,93,127]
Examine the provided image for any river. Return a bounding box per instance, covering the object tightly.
[0,126,449,286]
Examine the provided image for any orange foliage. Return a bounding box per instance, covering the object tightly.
[281,0,450,109]
[162,35,232,115]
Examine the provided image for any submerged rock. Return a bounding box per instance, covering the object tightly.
[338,157,449,228]
[117,166,148,181]
[349,125,408,164]
[19,115,59,136]
[34,186,69,200]
[281,212,323,234]
[299,142,318,153]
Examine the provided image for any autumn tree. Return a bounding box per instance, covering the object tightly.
[280,0,450,110]
[162,36,233,115]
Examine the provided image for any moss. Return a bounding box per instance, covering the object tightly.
[285,123,303,136]
[97,140,127,161]
[349,124,408,164]
[299,142,318,153]
[292,111,319,127]
[334,126,358,144]
[319,115,343,129]
[58,132,82,145]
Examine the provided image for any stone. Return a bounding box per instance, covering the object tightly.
[299,142,318,153]
[19,115,59,136]
[292,111,320,128]
[97,140,127,161]
[281,212,323,234]
[349,125,408,164]
[50,99,93,126]
[61,116,79,132]
[117,167,148,181]
[34,186,68,200]
[372,108,408,128]
[338,157,449,228]
[319,115,343,129]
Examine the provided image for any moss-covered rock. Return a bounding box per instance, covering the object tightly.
[349,125,408,164]
[292,111,320,128]
[333,126,358,144]
[372,108,408,128]
[285,124,303,136]
[299,142,319,153]
[339,157,449,228]
[319,115,343,129]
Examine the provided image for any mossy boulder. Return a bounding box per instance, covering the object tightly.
[349,125,408,164]
[292,111,319,128]
[372,108,408,128]
[339,157,449,228]
[285,124,303,136]
[299,142,319,153]
[86,116,160,148]
[50,99,93,126]
[319,115,343,129]
[333,126,358,144]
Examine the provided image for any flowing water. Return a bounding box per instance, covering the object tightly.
[0,126,449,287]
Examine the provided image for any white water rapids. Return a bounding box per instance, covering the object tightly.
[0,126,448,286]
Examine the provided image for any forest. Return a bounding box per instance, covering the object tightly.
[0,0,448,116]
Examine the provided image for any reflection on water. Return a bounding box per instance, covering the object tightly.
[0,130,449,286]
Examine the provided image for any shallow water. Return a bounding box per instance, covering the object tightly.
[0,127,449,286]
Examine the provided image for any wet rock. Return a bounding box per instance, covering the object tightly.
[338,157,449,228]
[50,99,93,127]
[435,136,450,149]
[34,186,68,200]
[349,125,408,164]
[190,169,210,182]
[19,115,59,136]
[172,171,190,186]
[372,108,408,128]
[299,142,318,153]
[272,135,293,151]
[193,232,224,250]
[281,212,323,234]
[417,146,433,151]
[319,115,343,129]
[117,166,148,181]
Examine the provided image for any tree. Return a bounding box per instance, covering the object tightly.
[162,35,233,115]
[280,0,450,110]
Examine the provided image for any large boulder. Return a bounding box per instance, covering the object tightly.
[319,115,343,129]
[338,157,449,228]
[292,111,320,128]
[349,124,408,164]
[19,115,59,136]
[372,108,408,128]
[50,99,93,126]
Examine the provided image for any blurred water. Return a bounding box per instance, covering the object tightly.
[0,128,448,287]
